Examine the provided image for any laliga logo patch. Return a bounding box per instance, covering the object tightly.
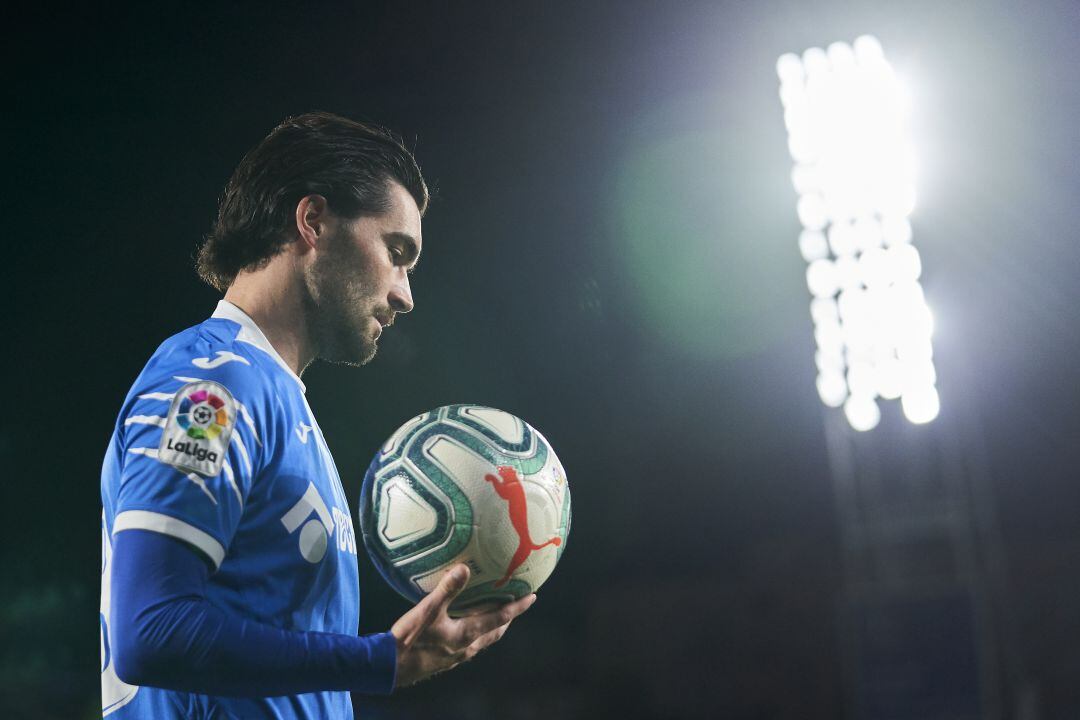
[177,390,229,440]
[158,381,236,477]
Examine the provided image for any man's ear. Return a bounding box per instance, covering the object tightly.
[294,194,330,252]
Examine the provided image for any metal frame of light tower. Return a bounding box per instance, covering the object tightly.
[822,404,1008,720]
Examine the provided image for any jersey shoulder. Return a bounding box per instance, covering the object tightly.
[116,317,302,469]
[141,320,268,390]
[130,316,299,402]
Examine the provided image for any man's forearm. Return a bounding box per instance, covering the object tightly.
[110,529,396,697]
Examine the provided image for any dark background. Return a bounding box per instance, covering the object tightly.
[5,1,1080,718]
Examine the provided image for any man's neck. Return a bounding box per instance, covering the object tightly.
[223,271,314,377]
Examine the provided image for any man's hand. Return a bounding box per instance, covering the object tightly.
[390,564,536,688]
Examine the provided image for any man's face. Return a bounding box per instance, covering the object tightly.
[303,181,422,366]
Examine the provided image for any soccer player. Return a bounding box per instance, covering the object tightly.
[99,112,535,718]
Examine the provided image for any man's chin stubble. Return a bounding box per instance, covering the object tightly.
[318,337,378,367]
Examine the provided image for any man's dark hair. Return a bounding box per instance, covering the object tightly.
[197,111,429,291]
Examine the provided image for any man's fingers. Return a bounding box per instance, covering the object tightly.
[465,622,511,659]
[458,593,536,641]
[393,565,470,646]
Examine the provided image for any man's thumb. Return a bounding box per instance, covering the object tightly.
[443,565,469,593]
[434,564,470,609]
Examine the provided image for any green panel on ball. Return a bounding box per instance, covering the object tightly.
[451,577,533,612]
[557,487,572,561]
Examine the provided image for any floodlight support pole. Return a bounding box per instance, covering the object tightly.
[821,400,1016,720]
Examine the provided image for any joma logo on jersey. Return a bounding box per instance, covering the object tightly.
[163,437,220,464]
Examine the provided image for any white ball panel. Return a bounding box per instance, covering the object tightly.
[461,406,524,444]
[424,435,496,493]
[379,475,439,549]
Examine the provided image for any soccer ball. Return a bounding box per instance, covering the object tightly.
[359,404,571,614]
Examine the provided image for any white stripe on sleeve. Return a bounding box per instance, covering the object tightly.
[137,392,175,402]
[113,510,226,569]
[128,447,160,459]
[124,415,166,428]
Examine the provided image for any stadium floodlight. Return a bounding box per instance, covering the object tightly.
[777,36,938,430]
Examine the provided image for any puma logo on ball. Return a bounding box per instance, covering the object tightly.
[484,466,562,588]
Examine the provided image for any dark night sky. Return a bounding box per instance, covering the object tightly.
[5,1,1080,718]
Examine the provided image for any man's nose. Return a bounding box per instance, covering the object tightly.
[388,274,414,314]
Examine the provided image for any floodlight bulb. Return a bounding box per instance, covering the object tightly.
[835,255,861,291]
[810,296,840,325]
[828,221,857,256]
[776,53,804,83]
[817,371,848,408]
[815,319,844,353]
[888,244,922,283]
[844,394,881,431]
[815,348,845,374]
[901,359,937,389]
[797,193,828,229]
[802,47,829,77]
[902,385,940,424]
[852,217,882,252]
[896,335,934,363]
[853,35,884,63]
[837,287,867,323]
[846,361,878,398]
[876,358,904,400]
[806,259,839,298]
[799,229,829,262]
[826,41,856,69]
[779,82,806,110]
[858,247,891,288]
[791,164,821,195]
[881,216,912,246]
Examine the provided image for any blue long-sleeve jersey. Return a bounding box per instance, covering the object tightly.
[100,300,395,718]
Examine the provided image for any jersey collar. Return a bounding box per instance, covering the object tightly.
[211,300,307,394]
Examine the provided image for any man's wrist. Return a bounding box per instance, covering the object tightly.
[351,631,397,695]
